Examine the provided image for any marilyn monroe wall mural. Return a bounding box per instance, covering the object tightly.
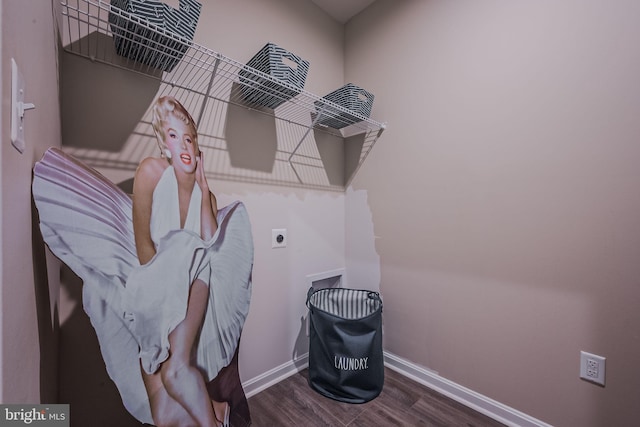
[32,96,254,427]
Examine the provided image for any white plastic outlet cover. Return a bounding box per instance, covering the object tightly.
[580,350,606,386]
[271,228,287,248]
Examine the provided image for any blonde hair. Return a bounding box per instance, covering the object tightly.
[151,96,198,154]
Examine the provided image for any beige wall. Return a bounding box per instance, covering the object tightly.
[1,0,62,403]
[345,0,640,425]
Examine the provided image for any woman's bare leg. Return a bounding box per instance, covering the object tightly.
[160,279,218,426]
[141,368,197,427]
[211,400,229,426]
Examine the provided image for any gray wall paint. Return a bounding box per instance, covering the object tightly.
[1,0,62,403]
[345,1,640,425]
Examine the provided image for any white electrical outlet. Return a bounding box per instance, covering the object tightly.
[271,229,287,248]
[580,351,606,386]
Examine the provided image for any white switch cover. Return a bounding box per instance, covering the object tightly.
[272,229,287,248]
[11,58,35,154]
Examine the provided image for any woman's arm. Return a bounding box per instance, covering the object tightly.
[196,152,218,240]
[132,158,163,265]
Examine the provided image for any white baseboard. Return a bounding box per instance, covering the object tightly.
[383,351,553,427]
[242,351,551,427]
[243,353,308,398]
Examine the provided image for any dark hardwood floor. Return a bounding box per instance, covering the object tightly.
[247,367,507,426]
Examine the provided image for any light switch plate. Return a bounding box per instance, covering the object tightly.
[11,58,35,154]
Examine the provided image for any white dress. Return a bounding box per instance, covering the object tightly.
[32,148,254,425]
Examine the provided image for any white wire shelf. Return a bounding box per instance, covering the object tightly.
[59,0,386,190]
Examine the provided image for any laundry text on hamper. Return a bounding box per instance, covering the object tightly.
[335,356,369,371]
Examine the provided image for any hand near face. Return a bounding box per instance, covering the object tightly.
[195,151,210,193]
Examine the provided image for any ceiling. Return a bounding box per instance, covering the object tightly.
[310,0,377,24]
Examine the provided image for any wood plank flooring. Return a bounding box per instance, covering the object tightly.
[248,367,507,426]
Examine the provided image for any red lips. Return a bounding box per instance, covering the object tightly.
[180,154,192,165]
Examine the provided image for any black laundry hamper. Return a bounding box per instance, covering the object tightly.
[306,287,384,403]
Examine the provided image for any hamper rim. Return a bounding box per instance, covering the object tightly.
[309,306,382,322]
[306,287,382,320]
[307,286,382,302]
